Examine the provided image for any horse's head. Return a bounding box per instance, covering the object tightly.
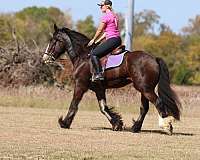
[43,24,69,63]
[43,24,91,63]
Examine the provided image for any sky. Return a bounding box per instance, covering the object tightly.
[0,0,199,33]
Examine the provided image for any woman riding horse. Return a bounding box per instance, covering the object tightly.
[88,0,121,81]
[43,0,182,134]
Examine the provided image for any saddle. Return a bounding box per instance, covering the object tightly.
[111,45,126,55]
[100,45,126,69]
[89,45,127,76]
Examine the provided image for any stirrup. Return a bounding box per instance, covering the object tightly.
[92,73,104,82]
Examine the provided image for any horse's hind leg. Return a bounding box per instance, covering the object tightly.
[142,91,173,135]
[132,94,149,132]
[142,91,168,118]
[95,87,123,131]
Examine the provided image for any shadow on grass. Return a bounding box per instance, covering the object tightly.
[91,127,194,136]
[141,129,194,136]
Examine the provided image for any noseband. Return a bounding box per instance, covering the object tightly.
[44,42,57,62]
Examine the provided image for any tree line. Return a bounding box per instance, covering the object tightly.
[0,6,199,87]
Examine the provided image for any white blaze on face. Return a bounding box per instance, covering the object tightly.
[45,43,50,54]
[43,44,50,62]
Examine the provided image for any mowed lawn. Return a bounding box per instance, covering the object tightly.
[0,86,199,160]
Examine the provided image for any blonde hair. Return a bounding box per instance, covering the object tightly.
[106,5,113,11]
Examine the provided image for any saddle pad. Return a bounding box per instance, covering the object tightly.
[105,51,127,69]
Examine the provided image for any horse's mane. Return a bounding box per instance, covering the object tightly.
[61,27,91,58]
[61,27,90,44]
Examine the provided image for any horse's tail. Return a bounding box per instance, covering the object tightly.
[156,57,182,120]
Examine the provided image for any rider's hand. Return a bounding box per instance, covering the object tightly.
[87,39,95,47]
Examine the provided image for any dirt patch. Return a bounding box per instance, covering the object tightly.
[0,106,199,160]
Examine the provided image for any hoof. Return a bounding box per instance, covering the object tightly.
[112,124,123,131]
[159,116,174,135]
[131,123,142,133]
[163,123,173,135]
[131,119,142,133]
[58,116,70,129]
[111,120,124,131]
[131,126,141,133]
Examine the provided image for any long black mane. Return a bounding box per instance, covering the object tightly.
[61,27,91,58]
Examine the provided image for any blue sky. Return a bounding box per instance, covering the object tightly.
[0,0,199,33]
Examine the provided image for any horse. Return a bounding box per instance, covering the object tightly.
[43,24,181,135]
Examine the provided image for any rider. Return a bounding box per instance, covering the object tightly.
[87,0,122,81]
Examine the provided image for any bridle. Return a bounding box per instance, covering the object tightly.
[43,36,65,63]
[43,30,77,63]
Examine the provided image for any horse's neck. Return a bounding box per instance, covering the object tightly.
[64,30,91,65]
[67,44,90,66]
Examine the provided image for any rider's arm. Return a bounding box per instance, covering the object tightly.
[95,33,106,44]
[93,22,106,41]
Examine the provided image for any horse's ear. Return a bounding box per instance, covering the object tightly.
[54,24,58,31]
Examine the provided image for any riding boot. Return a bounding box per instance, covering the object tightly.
[91,55,104,81]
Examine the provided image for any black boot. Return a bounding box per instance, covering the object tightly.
[91,55,104,81]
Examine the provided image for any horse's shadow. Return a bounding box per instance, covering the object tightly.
[91,127,194,136]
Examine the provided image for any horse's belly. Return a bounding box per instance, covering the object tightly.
[105,78,132,89]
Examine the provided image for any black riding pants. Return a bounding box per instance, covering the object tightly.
[91,37,121,74]
[91,37,122,58]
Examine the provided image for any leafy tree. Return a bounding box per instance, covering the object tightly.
[134,9,160,37]
[76,15,96,39]
[182,15,200,35]
[0,14,13,45]
[14,6,72,47]
[173,64,193,85]
[181,15,200,84]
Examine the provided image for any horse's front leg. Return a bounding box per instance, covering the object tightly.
[95,87,123,131]
[58,82,88,129]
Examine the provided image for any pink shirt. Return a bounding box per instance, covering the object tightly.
[101,11,120,40]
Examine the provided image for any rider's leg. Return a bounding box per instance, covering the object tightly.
[90,37,121,81]
[91,55,104,80]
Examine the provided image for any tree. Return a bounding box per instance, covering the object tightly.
[14,6,73,47]
[181,36,200,84]
[134,9,160,37]
[76,15,96,39]
[159,23,172,34]
[0,14,13,45]
[182,15,200,35]
[181,15,200,84]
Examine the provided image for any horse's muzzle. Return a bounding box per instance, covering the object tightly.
[43,53,54,63]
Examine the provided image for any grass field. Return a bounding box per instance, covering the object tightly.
[0,86,199,160]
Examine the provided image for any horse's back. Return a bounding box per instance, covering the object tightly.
[126,50,159,70]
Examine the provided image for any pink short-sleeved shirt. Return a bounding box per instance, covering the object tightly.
[101,11,120,40]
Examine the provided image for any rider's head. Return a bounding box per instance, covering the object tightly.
[97,0,112,13]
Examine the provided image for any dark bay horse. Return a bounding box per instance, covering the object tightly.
[43,24,181,135]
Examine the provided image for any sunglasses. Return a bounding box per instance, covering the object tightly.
[99,4,104,8]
